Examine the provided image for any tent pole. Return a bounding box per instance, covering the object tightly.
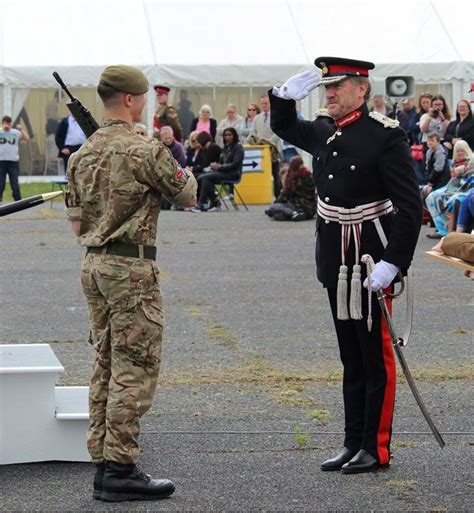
[2,85,12,116]
[146,85,155,137]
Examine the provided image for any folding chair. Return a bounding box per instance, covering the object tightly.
[214,176,249,211]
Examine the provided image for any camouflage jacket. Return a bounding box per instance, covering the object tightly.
[153,104,183,142]
[65,119,196,247]
[278,168,317,216]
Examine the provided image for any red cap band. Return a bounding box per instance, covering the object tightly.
[330,64,369,76]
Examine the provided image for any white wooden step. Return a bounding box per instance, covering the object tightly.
[55,387,89,420]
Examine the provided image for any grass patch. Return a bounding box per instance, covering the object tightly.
[294,425,311,449]
[189,306,201,317]
[409,363,474,381]
[392,440,417,451]
[308,408,330,422]
[385,479,417,490]
[158,360,474,387]
[276,396,315,408]
[207,321,238,351]
[448,327,471,336]
[2,182,64,203]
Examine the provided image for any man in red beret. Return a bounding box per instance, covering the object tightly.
[153,85,183,142]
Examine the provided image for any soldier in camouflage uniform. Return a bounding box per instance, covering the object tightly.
[153,85,183,142]
[265,155,317,221]
[65,65,197,502]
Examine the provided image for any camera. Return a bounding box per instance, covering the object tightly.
[432,108,440,118]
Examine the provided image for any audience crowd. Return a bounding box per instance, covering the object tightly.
[3,86,473,238]
[145,88,474,230]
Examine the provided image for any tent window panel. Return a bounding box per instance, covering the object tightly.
[176,86,271,126]
[20,88,104,175]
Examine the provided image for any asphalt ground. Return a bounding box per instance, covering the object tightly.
[0,202,473,512]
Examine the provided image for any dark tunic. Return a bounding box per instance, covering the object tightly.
[269,94,423,288]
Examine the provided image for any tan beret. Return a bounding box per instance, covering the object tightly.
[100,65,149,95]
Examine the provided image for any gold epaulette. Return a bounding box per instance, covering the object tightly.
[315,109,331,119]
[368,111,399,128]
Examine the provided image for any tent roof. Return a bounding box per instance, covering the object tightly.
[1,0,473,87]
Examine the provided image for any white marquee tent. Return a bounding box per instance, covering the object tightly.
[1,0,473,125]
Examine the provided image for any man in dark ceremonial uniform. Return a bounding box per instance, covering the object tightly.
[153,85,183,142]
[270,58,422,474]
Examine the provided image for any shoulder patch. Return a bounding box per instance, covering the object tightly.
[369,111,399,128]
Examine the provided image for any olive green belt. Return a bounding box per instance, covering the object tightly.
[86,242,156,261]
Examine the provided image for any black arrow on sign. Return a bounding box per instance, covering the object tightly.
[243,160,258,169]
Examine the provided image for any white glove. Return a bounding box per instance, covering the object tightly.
[273,70,320,101]
[363,260,399,292]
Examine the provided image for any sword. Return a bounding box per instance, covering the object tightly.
[362,254,446,449]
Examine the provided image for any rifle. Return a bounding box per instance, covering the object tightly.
[52,72,100,138]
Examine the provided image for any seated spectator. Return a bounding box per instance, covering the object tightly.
[185,130,200,168]
[425,140,474,238]
[189,131,222,202]
[215,104,243,147]
[133,123,147,136]
[265,156,317,222]
[192,127,242,212]
[444,99,474,158]
[160,126,186,167]
[240,102,260,140]
[420,94,451,144]
[456,188,474,233]
[190,105,217,142]
[421,132,450,202]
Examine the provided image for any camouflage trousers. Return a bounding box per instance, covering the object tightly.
[80,252,164,464]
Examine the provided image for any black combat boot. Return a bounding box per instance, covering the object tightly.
[93,462,105,499]
[101,460,175,502]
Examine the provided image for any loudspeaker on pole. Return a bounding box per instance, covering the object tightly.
[385,76,415,98]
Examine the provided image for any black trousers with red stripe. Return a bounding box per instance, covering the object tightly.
[327,287,396,465]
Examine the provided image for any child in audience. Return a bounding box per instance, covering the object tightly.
[425,139,474,238]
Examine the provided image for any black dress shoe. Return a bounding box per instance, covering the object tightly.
[341,449,386,474]
[426,231,442,239]
[320,447,357,471]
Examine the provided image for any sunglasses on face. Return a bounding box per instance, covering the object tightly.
[248,108,256,111]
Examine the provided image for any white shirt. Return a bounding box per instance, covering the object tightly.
[65,115,86,146]
[0,128,21,161]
